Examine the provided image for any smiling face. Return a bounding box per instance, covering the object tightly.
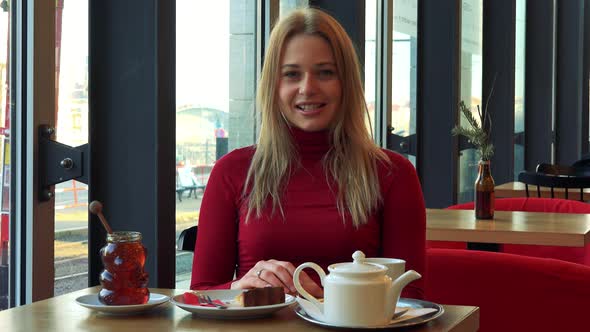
[278,34,342,132]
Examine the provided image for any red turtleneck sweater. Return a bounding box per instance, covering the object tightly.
[190,128,426,299]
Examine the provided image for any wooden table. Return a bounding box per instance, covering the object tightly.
[427,208,590,247]
[0,287,479,332]
[495,181,590,201]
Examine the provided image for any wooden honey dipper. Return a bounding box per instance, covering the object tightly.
[88,200,113,234]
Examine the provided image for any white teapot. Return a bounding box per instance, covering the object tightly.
[293,250,421,327]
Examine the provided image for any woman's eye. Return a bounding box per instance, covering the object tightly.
[282,71,300,79]
[318,69,335,78]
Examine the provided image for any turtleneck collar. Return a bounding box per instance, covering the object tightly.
[289,126,331,159]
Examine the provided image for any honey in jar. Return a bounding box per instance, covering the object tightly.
[99,231,149,305]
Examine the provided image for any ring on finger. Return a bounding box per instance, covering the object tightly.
[256,268,265,279]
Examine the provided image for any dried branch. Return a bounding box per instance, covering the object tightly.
[452,101,494,161]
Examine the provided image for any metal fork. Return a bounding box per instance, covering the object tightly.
[197,294,228,309]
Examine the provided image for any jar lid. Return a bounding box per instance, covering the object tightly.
[328,251,386,274]
[107,231,142,242]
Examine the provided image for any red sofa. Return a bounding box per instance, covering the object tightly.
[426,248,590,332]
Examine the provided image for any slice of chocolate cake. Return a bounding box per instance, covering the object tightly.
[234,287,285,307]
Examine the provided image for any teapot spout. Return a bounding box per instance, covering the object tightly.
[386,270,421,319]
[394,270,421,289]
[391,270,421,300]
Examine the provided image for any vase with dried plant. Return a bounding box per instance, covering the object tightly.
[452,101,495,219]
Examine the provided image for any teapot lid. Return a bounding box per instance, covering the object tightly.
[328,251,386,275]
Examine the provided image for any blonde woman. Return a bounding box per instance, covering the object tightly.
[191,8,425,299]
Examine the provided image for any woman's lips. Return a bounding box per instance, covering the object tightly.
[295,103,326,115]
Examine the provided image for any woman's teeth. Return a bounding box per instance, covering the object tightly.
[297,104,324,111]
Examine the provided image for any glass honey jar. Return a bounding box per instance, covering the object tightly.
[98,231,149,305]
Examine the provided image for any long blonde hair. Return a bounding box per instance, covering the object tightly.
[245,8,389,227]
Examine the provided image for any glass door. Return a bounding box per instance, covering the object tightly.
[5,0,65,307]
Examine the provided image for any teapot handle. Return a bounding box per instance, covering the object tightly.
[293,262,325,311]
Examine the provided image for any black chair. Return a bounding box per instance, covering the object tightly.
[571,154,590,168]
[518,163,590,201]
[177,226,197,252]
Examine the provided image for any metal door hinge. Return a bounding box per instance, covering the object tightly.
[38,125,88,201]
[387,127,417,156]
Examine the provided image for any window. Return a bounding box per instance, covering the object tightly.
[175,0,258,288]
[280,0,307,16]
[365,0,377,136]
[514,0,526,178]
[458,0,483,203]
[0,0,10,310]
[391,0,417,163]
[54,0,89,296]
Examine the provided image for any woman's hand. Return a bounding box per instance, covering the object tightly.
[230,259,323,298]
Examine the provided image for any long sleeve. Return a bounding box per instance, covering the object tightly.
[190,141,427,297]
[190,148,252,290]
[380,152,426,299]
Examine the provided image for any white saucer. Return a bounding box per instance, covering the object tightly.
[75,293,170,314]
[170,289,296,319]
[294,297,444,329]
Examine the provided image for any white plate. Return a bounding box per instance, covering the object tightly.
[294,297,444,329]
[75,293,170,314]
[170,289,296,319]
